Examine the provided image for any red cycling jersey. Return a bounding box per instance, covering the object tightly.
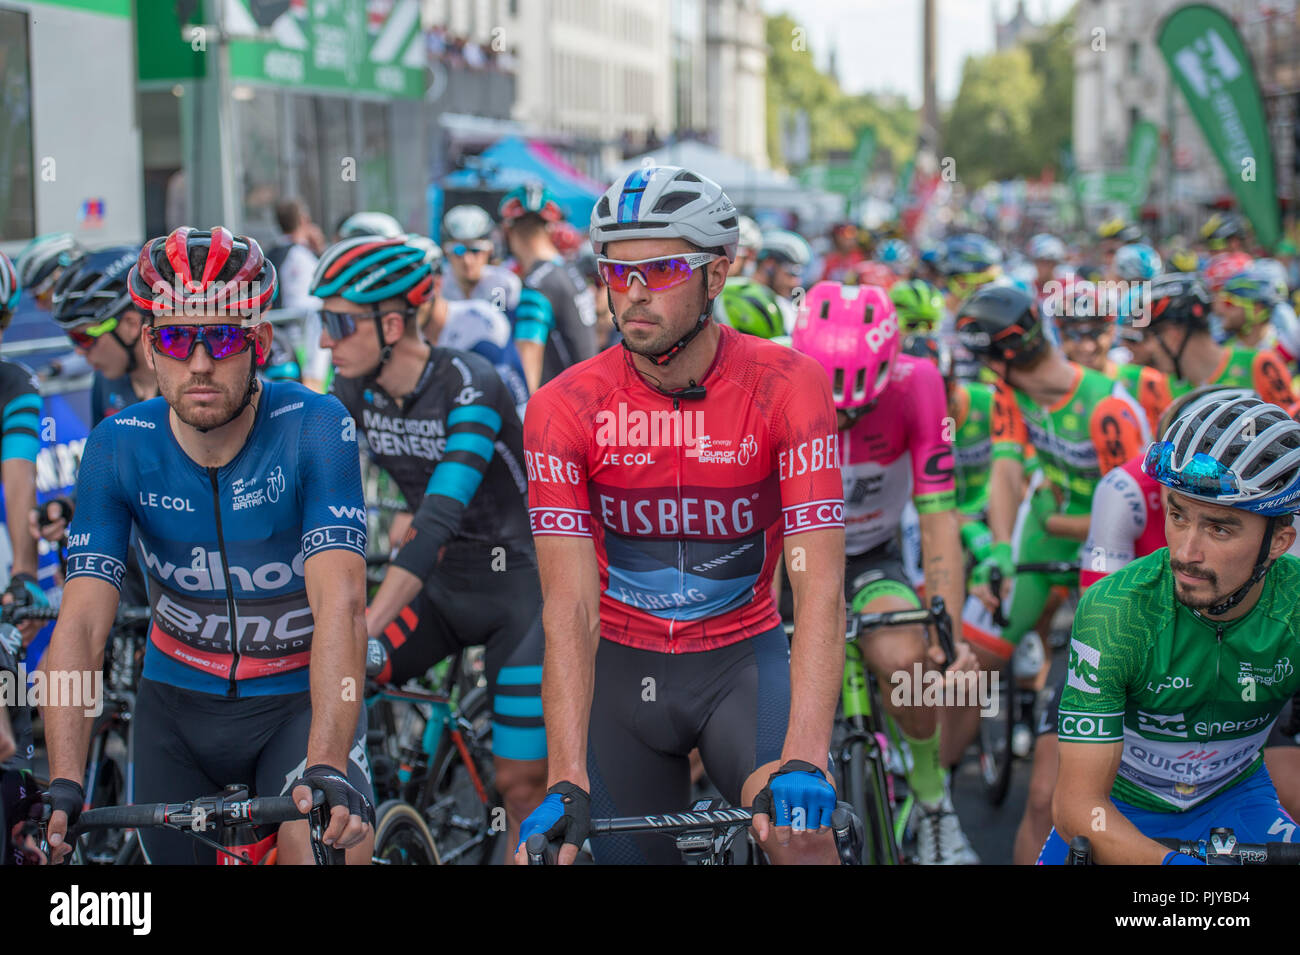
[524,325,843,653]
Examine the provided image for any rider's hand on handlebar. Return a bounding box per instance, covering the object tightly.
[291,764,374,851]
[930,638,977,675]
[30,498,72,544]
[514,780,590,865]
[968,541,1013,613]
[751,760,837,849]
[44,777,85,864]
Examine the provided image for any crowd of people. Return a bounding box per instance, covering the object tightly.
[3,166,1300,867]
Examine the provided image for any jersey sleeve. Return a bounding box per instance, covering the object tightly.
[1135,366,1172,437]
[64,422,132,590]
[391,356,508,578]
[905,359,957,513]
[1,366,41,463]
[523,382,592,538]
[297,395,368,561]
[989,379,1027,464]
[514,284,555,347]
[1252,349,1300,416]
[772,354,844,537]
[1088,394,1146,475]
[1057,582,1140,744]
[1079,465,1144,592]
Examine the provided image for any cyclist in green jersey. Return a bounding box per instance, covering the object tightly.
[1122,273,1300,418]
[954,284,1149,662]
[1048,275,1173,437]
[1043,392,1300,864]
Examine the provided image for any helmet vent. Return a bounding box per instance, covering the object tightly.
[596,197,612,219]
[674,170,702,183]
[819,299,831,320]
[832,368,845,401]
[653,192,696,214]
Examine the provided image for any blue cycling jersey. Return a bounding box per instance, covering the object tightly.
[65,381,368,697]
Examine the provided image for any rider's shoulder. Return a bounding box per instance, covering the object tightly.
[1078,548,1169,613]
[0,358,39,394]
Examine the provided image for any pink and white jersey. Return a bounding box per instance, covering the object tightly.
[839,354,957,556]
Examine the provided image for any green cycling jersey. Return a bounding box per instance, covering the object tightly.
[1060,549,1300,812]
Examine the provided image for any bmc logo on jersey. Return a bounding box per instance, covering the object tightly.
[864,312,898,354]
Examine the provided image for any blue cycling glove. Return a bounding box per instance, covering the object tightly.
[1162,851,1204,865]
[751,760,836,831]
[6,573,48,609]
[517,780,589,854]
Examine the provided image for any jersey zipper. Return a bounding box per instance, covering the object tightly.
[208,467,243,699]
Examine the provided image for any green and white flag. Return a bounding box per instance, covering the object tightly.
[1157,4,1280,249]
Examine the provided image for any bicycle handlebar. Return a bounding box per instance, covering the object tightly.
[74,793,316,832]
[1065,831,1300,865]
[854,596,956,669]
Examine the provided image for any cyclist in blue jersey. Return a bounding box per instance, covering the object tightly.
[312,233,547,860]
[42,227,374,865]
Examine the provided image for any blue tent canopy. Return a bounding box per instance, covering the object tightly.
[442,137,602,226]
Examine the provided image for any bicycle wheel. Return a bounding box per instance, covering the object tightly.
[843,738,899,864]
[80,725,129,864]
[373,800,442,865]
[978,663,1015,806]
[420,691,500,865]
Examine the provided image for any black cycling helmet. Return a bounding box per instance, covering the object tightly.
[954,283,1047,368]
[49,246,138,330]
[1143,273,1212,330]
[901,333,953,380]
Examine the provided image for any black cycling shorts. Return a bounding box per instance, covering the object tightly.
[132,678,372,865]
[373,544,546,761]
[586,626,792,865]
[779,538,919,620]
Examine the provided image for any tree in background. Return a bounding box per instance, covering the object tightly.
[944,9,1074,187]
[765,13,917,171]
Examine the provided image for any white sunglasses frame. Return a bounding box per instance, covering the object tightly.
[595,252,720,290]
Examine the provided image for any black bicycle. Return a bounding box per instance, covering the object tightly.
[1064,830,1300,865]
[978,561,1079,806]
[524,800,864,865]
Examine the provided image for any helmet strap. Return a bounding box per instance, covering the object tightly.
[371,310,396,374]
[1205,516,1277,617]
[110,327,139,374]
[1155,325,1190,383]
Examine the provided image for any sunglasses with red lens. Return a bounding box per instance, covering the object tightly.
[596,253,719,294]
[149,323,257,361]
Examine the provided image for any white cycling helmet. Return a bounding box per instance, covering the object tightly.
[759,229,813,267]
[443,205,494,242]
[1026,233,1066,263]
[737,215,762,254]
[590,165,739,260]
[338,211,404,239]
[16,232,82,294]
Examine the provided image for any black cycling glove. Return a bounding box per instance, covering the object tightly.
[294,763,375,826]
[46,777,85,829]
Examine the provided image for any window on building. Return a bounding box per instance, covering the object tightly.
[0,8,36,241]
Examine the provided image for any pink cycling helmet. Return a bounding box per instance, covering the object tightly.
[793,281,899,410]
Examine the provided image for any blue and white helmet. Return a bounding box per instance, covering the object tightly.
[0,251,19,322]
[877,238,913,274]
[1145,390,1300,516]
[16,232,81,294]
[1026,233,1066,263]
[1114,243,1163,281]
[590,165,739,260]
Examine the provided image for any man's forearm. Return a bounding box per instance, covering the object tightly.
[365,566,424,639]
[1045,513,1090,542]
[987,458,1022,542]
[1054,793,1170,864]
[518,340,544,395]
[4,460,38,577]
[784,580,844,764]
[920,509,965,628]
[540,599,599,788]
[41,623,104,783]
[307,596,366,770]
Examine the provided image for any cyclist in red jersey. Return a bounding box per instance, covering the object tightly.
[516,166,846,865]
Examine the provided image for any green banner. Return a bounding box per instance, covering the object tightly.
[227,0,425,99]
[1157,4,1280,248]
[851,127,876,176]
[28,0,129,16]
[1127,119,1159,204]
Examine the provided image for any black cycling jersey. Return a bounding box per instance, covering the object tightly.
[90,371,143,422]
[518,258,598,386]
[331,347,532,571]
[0,360,40,467]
